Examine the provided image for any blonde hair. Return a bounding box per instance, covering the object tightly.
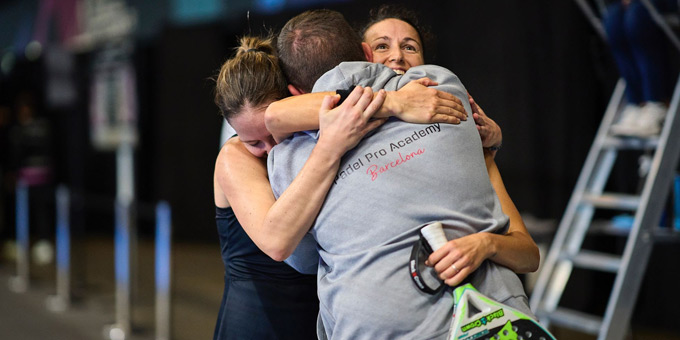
[214,35,288,122]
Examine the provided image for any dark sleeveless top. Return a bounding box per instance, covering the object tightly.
[213,206,318,340]
[215,206,316,280]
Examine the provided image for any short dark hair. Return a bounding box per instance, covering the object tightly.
[214,35,288,122]
[359,4,435,63]
[278,9,365,93]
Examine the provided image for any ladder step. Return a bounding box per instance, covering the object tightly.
[542,307,602,335]
[602,135,659,150]
[569,250,622,272]
[581,193,640,210]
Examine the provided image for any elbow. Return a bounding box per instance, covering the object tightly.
[505,239,540,274]
[264,104,287,143]
[529,246,541,273]
[506,231,541,274]
[262,243,294,263]
[521,244,541,274]
[264,103,281,134]
[268,250,290,263]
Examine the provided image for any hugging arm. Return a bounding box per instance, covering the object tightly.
[265,78,466,142]
[426,149,540,286]
[265,91,336,142]
[217,87,386,261]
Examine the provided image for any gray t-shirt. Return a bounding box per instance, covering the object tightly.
[269,62,532,339]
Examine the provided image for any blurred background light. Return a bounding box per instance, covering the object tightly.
[24,40,42,61]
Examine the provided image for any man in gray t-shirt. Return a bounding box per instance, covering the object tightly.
[268,61,533,339]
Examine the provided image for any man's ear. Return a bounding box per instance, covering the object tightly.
[361,42,373,62]
[288,84,306,96]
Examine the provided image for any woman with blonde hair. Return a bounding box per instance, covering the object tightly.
[212,35,386,339]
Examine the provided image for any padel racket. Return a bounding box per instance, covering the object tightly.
[417,222,556,340]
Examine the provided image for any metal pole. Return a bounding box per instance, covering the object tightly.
[9,181,29,293]
[674,174,680,231]
[103,199,131,340]
[114,199,131,336]
[105,142,135,340]
[155,201,172,340]
[46,185,71,311]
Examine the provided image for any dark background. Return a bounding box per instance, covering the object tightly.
[1,0,620,241]
[2,0,680,335]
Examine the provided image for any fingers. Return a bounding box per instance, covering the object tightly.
[435,89,458,102]
[320,94,341,113]
[426,247,446,268]
[469,95,487,118]
[345,87,384,122]
[469,99,479,115]
[444,266,467,286]
[354,87,377,114]
[337,86,377,111]
[343,85,367,106]
[431,114,461,125]
[426,242,469,284]
[468,93,478,110]
[330,86,384,133]
[429,103,466,124]
[436,94,467,119]
[413,77,438,87]
[472,112,485,126]
[438,256,472,284]
[362,89,386,119]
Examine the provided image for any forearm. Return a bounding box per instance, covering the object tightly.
[265,92,334,142]
[265,88,458,143]
[262,146,342,261]
[484,151,540,273]
[480,231,539,273]
[373,91,401,118]
[262,87,386,260]
[219,141,337,262]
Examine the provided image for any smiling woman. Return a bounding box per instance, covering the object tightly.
[359,4,435,73]
[362,18,424,74]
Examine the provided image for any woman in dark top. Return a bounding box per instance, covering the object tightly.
[211,34,385,339]
[211,35,324,340]
[213,206,317,340]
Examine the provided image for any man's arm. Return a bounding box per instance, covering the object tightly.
[265,81,465,142]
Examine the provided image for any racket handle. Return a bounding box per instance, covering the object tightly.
[421,222,448,251]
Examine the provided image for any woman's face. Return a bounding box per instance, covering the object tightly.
[364,18,425,74]
[230,104,277,158]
